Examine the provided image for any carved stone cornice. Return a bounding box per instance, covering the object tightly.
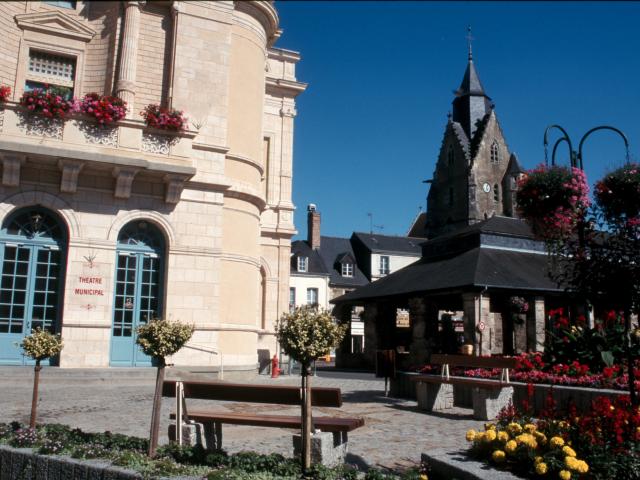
[234,1,280,46]
[15,11,96,42]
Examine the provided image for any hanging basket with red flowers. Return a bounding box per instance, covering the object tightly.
[516,164,590,239]
[140,104,186,132]
[594,163,640,222]
[75,93,127,126]
[0,85,10,103]
[19,87,72,119]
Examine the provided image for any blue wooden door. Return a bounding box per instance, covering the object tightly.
[110,221,163,367]
[0,209,65,365]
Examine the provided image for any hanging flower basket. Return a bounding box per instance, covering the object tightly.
[510,296,529,314]
[594,163,640,222]
[141,104,186,132]
[75,93,126,126]
[0,85,10,103]
[516,164,590,239]
[19,87,72,120]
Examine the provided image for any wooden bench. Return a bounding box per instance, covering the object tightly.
[410,354,518,420]
[162,380,364,454]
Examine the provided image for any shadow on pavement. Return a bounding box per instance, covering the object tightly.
[341,390,408,404]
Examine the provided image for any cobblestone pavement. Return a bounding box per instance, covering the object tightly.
[0,367,483,473]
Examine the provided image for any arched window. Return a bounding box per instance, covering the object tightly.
[0,207,67,365]
[494,184,500,203]
[491,141,500,163]
[110,220,165,367]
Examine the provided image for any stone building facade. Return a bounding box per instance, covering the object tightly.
[0,1,305,368]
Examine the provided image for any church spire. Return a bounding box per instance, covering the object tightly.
[451,27,492,140]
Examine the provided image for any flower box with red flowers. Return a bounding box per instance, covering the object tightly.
[595,163,640,222]
[140,104,186,132]
[516,164,590,239]
[75,93,127,127]
[0,85,10,103]
[19,87,72,120]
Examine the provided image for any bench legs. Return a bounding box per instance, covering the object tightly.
[472,387,514,420]
[168,422,206,447]
[416,382,454,412]
[293,431,348,468]
[203,421,223,451]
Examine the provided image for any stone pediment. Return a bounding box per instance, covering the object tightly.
[15,11,96,42]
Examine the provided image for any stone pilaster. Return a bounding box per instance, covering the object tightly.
[478,292,491,356]
[462,292,478,353]
[115,1,142,116]
[534,296,546,352]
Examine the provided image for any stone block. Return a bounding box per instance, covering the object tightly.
[472,386,514,420]
[416,382,454,411]
[292,431,348,468]
[33,456,48,480]
[168,422,208,448]
[10,450,33,480]
[0,449,11,480]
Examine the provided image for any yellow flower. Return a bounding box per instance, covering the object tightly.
[485,422,496,430]
[562,446,576,457]
[550,436,565,448]
[575,460,589,474]
[558,421,569,430]
[475,432,485,442]
[492,450,506,463]
[505,440,518,454]
[466,429,477,442]
[524,423,537,433]
[497,431,510,443]
[534,456,543,464]
[515,433,538,449]
[507,422,523,435]
[559,470,571,480]
[419,475,428,480]
[485,429,497,442]
[565,456,579,471]
[534,431,547,445]
[535,462,548,475]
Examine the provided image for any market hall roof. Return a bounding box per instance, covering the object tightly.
[350,232,424,255]
[332,216,563,304]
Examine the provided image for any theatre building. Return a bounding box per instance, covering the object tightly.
[0,1,305,368]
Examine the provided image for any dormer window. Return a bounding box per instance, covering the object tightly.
[341,263,353,277]
[491,141,500,164]
[297,256,308,272]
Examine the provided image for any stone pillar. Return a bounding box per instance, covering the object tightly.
[115,1,142,116]
[534,296,546,352]
[408,297,428,366]
[362,303,378,366]
[478,293,491,356]
[462,292,478,353]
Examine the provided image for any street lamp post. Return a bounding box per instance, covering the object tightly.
[543,124,636,405]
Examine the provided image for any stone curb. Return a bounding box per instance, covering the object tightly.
[0,445,204,480]
[421,450,526,480]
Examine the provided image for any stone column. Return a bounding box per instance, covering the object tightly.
[115,1,142,117]
[362,303,378,367]
[462,293,479,353]
[408,297,428,366]
[533,296,546,352]
[478,293,491,356]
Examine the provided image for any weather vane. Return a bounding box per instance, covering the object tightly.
[466,25,474,60]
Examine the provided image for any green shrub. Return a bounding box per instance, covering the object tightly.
[20,328,63,361]
[135,318,194,359]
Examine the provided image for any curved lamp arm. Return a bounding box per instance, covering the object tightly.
[577,126,630,170]
[544,124,574,167]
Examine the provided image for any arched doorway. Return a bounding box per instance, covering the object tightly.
[0,207,67,365]
[110,220,165,367]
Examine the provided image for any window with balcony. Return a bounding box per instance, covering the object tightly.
[306,288,318,306]
[341,263,353,277]
[25,50,76,100]
[379,256,390,276]
[297,256,308,272]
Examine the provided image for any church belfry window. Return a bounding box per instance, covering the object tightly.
[447,145,454,169]
[490,140,500,164]
[493,184,499,203]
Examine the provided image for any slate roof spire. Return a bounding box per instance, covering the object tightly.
[452,27,493,141]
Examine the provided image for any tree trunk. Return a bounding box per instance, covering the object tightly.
[148,358,166,457]
[29,360,41,429]
[300,363,312,471]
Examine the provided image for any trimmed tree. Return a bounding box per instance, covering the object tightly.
[20,328,63,428]
[275,306,347,471]
[136,318,194,457]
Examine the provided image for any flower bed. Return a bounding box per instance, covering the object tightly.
[0,422,423,480]
[465,394,640,479]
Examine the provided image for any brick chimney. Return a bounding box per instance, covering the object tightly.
[307,204,321,250]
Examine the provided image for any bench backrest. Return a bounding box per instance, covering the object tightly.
[430,354,517,369]
[162,380,342,408]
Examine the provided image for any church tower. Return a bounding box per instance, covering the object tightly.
[425,37,524,239]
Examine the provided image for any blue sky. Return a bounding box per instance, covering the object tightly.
[274,1,640,239]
